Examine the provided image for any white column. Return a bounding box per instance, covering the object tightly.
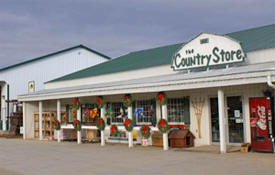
[77,107,81,144]
[39,101,43,141]
[218,89,227,153]
[2,99,7,131]
[23,102,26,140]
[162,104,169,151]
[128,106,133,148]
[57,99,61,143]
[100,107,105,146]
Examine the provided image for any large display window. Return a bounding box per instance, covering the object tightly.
[133,99,156,125]
[167,98,190,124]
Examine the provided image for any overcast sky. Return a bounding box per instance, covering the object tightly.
[0,0,274,68]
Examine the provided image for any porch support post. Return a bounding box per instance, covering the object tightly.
[57,99,61,143]
[218,88,227,153]
[162,104,169,151]
[23,102,26,140]
[100,107,105,146]
[39,101,43,141]
[77,108,81,144]
[128,106,133,148]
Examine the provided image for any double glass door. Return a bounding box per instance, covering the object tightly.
[210,96,244,143]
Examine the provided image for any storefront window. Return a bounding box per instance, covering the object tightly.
[109,102,126,125]
[81,104,99,125]
[65,105,75,123]
[167,98,190,124]
[133,99,156,125]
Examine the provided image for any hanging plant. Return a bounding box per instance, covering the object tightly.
[55,120,61,130]
[124,118,133,132]
[110,125,118,137]
[96,118,106,131]
[97,96,104,109]
[123,94,132,108]
[156,92,167,105]
[73,98,80,109]
[157,118,169,133]
[73,119,81,131]
[140,125,151,139]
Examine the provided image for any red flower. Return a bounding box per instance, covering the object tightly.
[74,98,78,105]
[142,125,148,134]
[74,120,78,125]
[125,119,129,128]
[55,120,59,126]
[125,96,129,101]
[97,97,102,105]
[111,125,116,133]
[159,119,165,128]
[158,93,163,102]
[98,118,103,124]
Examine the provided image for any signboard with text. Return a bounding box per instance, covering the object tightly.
[171,33,246,71]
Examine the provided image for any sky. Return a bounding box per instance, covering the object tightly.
[0,0,274,68]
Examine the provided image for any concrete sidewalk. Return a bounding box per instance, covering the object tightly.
[0,138,274,175]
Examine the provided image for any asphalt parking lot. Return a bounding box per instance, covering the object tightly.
[0,138,275,175]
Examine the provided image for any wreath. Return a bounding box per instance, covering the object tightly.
[73,119,81,131]
[110,125,118,137]
[157,118,169,133]
[55,120,61,130]
[97,96,104,109]
[123,94,132,108]
[156,92,167,105]
[73,98,80,109]
[96,117,106,131]
[140,125,151,139]
[124,118,133,132]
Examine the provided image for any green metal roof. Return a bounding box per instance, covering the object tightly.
[49,24,275,83]
[0,45,111,72]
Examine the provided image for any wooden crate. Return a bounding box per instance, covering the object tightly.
[152,131,163,147]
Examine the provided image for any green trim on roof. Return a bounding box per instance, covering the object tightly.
[47,43,184,83]
[0,44,111,72]
[226,24,275,52]
[48,24,275,83]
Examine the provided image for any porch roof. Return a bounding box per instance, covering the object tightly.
[18,62,275,101]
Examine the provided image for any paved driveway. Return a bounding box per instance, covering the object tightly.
[0,138,275,175]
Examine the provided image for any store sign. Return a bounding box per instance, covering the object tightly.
[171,33,246,71]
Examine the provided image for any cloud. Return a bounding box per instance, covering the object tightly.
[0,0,274,68]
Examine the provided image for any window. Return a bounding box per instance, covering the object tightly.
[167,98,190,124]
[109,102,126,125]
[81,104,99,125]
[65,105,75,123]
[134,99,156,125]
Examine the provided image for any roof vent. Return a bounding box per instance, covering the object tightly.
[200,38,209,44]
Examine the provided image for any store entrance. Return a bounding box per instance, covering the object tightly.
[210,96,244,143]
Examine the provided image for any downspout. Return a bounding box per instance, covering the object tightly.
[6,84,9,130]
[267,73,275,153]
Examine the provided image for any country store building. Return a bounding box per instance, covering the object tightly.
[18,24,275,153]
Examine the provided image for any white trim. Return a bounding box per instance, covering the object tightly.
[18,70,275,102]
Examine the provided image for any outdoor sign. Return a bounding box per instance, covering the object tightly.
[171,33,246,71]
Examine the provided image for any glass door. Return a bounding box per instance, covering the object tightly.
[210,98,219,142]
[227,96,244,143]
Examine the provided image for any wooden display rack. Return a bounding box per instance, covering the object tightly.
[34,112,57,139]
